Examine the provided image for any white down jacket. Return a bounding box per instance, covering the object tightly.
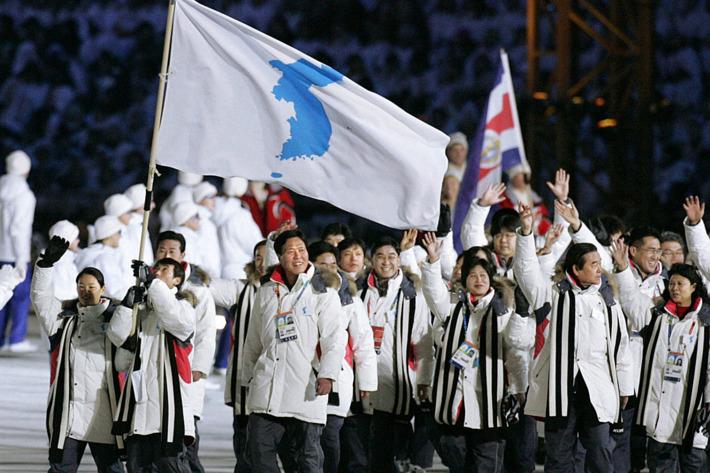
[242,264,346,424]
[0,174,35,265]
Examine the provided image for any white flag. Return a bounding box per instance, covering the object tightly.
[156,0,448,230]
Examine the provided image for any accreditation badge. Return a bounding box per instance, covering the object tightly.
[276,311,298,342]
[664,351,684,383]
[450,341,479,370]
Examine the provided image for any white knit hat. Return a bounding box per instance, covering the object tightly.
[48,220,79,243]
[222,177,248,197]
[505,162,532,179]
[103,194,133,217]
[178,171,203,186]
[173,202,200,226]
[446,132,468,151]
[6,150,31,175]
[124,183,146,211]
[192,181,218,203]
[94,216,122,241]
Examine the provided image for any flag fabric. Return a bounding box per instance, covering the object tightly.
[155,0,449,230]
[452,50,528,252]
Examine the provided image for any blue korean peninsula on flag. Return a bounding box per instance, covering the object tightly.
[155,0,449,230]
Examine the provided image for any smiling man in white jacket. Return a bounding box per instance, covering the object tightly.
[241,229,345,473]
[514,204,634,473]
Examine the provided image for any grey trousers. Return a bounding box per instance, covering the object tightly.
[125,434,189,473]
[544,375,613,473]
[246,413,324,473]
[321,414,345,473]
[185,417,205,473]
[48,437,124,473]
[647,438,706,473]
[434,423,505,473]
[338,414,370,473]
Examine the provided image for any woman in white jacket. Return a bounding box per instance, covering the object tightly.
[420,233,531,473]
[613,242,710,473]
[30,236,128,473]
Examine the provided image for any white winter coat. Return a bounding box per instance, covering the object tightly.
[182,264,216,419]
[329,288,378,418]
[194,207,221,279]
[0,174,35,264]
[241,264,346,424]
[616,266,710,448]
[159,184,195,231]
[360,270,434,415]
[514,231,635,423]
[422,259,532,428]
[51,250,79,301]
[123,213,154,265]
[31,265,126,444]
[399,232,457,282]
[111,279,196,439]
[685,218,710,282]
[213,196,262,280]
[75,243,132,300]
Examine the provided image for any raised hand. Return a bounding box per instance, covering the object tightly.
[554,199,581,232]
[275,219,297,236]
[479,183,507,207]
[422,232,442,263]
[545,168,570,202]
[400,229,418,252]
[132,260,155,286]
[610,240,629,271]
[541,224,564,252]
[37,236,70,268]
[518,203,534,236]
[683,196,705,225]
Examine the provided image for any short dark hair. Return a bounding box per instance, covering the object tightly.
[76,267,105,287]
[460,246,496,267]
[154,257,186,290]
[665,264,708,304]
[587,215,626,246]
[157,230,186,253]
[320,222,352,241]
[563,243,598,275]
[490,208,520,237]
[274,229,307,256]
[308,240,337,262]
[629,226,661,248]
[460,256,496,288]
[337,237,366,261]
[371,236,400,255]
[660,231,685,251]
[253,240,267,256]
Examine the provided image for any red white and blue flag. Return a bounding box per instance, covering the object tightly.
[453,50,528,252]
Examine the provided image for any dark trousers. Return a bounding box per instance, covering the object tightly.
[126,434,189,473]
[185,417,204,473]
[434,423,505,473]
[48,437,124,473]
[503,414,538,473]
[630,424,648,472]
[321,414,345,473]
[0,261,30,345]
[369,410,413,473]
[338,414,370,473]
[233,415,249,473]
[544,375,613,473]
[214,310,232,370]
[409,404,435,468]
[246,413,324,473]
[647,438,706,473]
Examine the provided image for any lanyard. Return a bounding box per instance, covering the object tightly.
[275,276,311,316]
[462,302,471,336]
[666,313,696,349]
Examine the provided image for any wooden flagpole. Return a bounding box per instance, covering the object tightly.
[130,0,177,336]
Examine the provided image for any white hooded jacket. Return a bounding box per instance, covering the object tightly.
[212,196,262,280]
[241,264,346,425]
[0,174,35,264]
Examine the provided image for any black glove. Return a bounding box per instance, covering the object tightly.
[37,236,70,268]
[436,203,452,237]
[501,393,521,427]
[121,285,146,309]
[696,407,710,437]
[131,260,155,286]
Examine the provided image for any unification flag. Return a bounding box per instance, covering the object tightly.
[452,50,528,251]
[155,0,449,230]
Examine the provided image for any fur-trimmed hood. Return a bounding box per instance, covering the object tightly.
[177,289,197,308]
[243,261,261,285]
[187,263,211,287]
[490,275,515,310]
